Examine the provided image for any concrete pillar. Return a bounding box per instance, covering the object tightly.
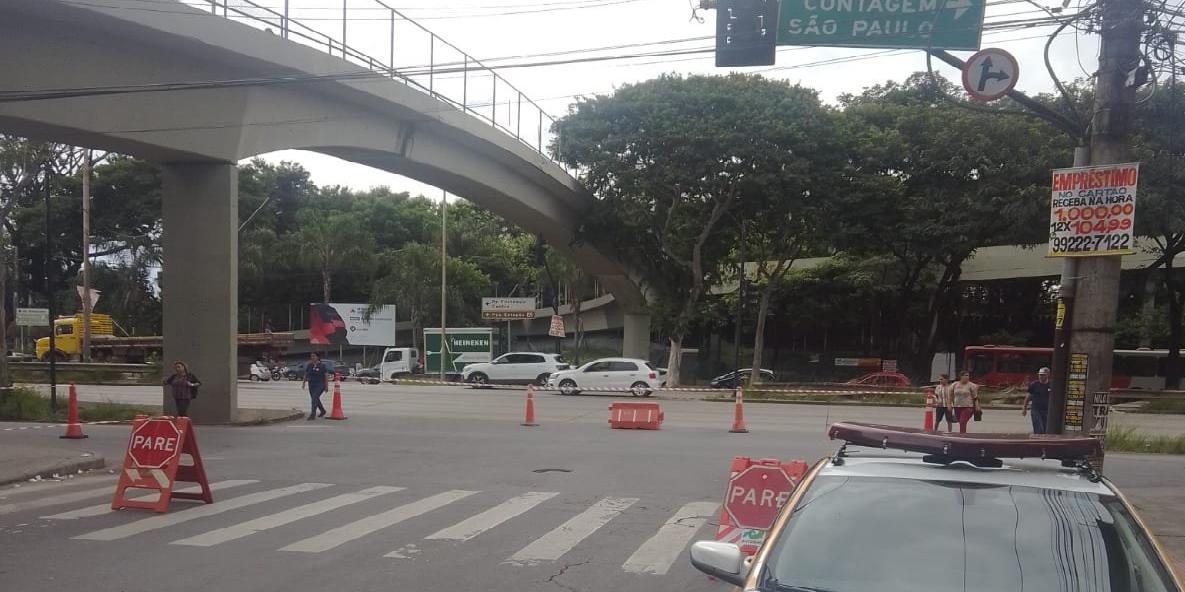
[622,313,651,360]
[161,163,238,424]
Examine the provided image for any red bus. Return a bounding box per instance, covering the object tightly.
[964,345,1171,389]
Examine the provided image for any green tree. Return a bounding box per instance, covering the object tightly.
[556,74,835,385]
[292,210,375,302]
[834,74,1070,377]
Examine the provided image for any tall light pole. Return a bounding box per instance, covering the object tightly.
[81,150,92,362]
[440,189,448,381]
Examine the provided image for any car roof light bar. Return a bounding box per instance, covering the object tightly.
[828,422,1102,462]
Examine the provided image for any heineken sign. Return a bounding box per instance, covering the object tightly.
[777,0,986,50]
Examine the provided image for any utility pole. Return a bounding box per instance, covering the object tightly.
[440,189,448,382]
[81,150,92,363]
[733,221,745,382]
[1058,0,1144,442]
[1047,145,1090,434]
[43,165,58,412]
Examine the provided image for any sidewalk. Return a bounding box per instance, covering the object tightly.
[0,443,106,486]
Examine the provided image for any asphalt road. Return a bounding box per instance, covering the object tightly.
[2,383,1183,591]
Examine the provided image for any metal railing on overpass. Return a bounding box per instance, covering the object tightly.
[188,0,567,170]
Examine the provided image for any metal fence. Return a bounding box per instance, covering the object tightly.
[187,1,564,167]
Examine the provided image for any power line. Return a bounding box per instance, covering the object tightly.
[59,0,650,20]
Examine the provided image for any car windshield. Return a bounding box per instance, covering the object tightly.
[762,475,1175,592]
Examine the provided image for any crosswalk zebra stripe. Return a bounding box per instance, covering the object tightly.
[171,486,404,547]
[424,491,559,542]
[281,490,478,554]
[73,482,332,541]
[621,501,719,575]
[0,485,115,516]
[0,476,115,502]
[43,480,258,520]
[505,496,638,566]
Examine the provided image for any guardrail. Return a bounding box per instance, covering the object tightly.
[187,0,566,170]
[11,361,155,372]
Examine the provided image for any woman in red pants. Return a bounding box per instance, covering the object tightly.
[949,370,979,433]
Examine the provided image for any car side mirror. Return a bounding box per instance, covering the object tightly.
[689,541,747,587]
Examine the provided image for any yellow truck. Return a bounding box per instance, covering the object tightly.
[36,313,293,363]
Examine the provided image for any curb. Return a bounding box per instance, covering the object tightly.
[230,409,306,426]
[0,455,107,487]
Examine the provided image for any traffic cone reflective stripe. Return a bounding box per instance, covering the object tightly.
[522,384,539,427]
[327,375,347,420]
[60,383,88,439]
[729,386,749,433]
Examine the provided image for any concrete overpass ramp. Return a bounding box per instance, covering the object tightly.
[0,0,646,422]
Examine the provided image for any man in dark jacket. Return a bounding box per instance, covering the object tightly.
[301,352,331,420]
[1023,367,1051,433]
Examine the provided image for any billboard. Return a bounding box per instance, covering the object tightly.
[309,303,396,346]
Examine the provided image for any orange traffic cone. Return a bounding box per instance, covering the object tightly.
[327,374,347,420]
[60,383,88,439]
[522,385,539,427]
[923,387,935,431]
[729,386,749,433]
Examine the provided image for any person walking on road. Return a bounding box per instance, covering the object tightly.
[163,361,200,418]
[934,374,954,432]
[950,370,980,434]
[1024,367,1052,434]
[301,352,330,420]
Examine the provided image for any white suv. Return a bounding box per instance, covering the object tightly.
[462,352,569,386]
[546,357,664,396]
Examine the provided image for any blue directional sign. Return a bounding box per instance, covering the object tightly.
[776,0,987,50]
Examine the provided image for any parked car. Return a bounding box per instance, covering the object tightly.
[282,359,350,381]
[546,357,665,397]
[354,364,382,385]
[709,368,775,389]
[846,370,911,387]
[689,423,1183,592]
[462,352,570,386]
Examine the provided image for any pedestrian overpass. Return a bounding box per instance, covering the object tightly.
[0,0,648,422]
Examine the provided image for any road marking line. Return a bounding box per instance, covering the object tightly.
[424,491,559,542]
[73,483,332,541]
[505,496,638,566]
[171,486,404,547]
[621,501,719,575]
[0,485,114,516]
[43,480,258,520]
[282,490,477,554]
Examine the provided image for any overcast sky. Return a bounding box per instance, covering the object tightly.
[249,0,1099,198]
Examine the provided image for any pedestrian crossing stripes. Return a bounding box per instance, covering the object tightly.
[505,496,638,566]
[74,482,333,541]
[43,480,258,520]
[8,481,720,577]
[281,489,477,553]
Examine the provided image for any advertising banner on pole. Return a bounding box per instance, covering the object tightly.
[309,303,396,346]
[1048,163,1139,257]
[481,297,537,320]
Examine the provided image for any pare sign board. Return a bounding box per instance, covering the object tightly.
[111,416,212,513]
[1048,163,1139,257]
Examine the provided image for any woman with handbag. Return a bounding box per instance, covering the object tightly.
[164,360,201,418]
[950,370,979,433]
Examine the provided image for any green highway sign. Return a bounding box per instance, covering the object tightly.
[776,0,986,50]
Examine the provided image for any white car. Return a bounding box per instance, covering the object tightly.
[546,357,664,397]
[462,352,570,386]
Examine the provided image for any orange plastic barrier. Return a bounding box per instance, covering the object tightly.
[715,456,809,555]
[60,383,88,439]
[729,386,749,433]
[608,401,663,430]
[111,415,212,513]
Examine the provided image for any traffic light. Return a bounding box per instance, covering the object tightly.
[710,0,779,67]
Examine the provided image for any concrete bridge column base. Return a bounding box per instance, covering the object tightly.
[622,313,652,360]
[160,163,239,424]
